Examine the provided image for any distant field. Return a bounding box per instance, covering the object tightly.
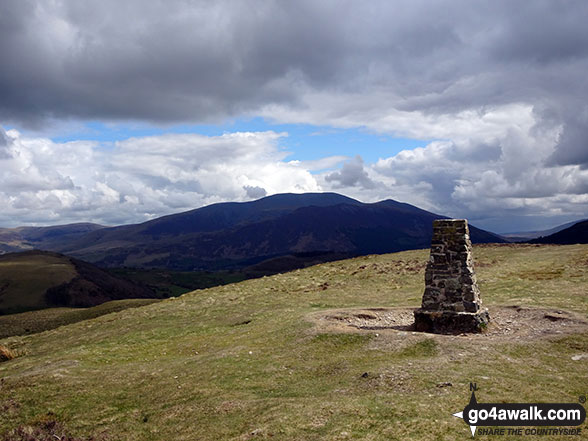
[0,244,587,440]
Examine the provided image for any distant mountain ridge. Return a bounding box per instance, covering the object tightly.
[0,193,505,270]
[0,223,105,254]
[54,193,362,249]
[502,219,587,241]
[529,220,588,244]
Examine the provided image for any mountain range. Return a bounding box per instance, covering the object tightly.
[0,193,505,271]
[501,219,587,241]
[0,222,104,254]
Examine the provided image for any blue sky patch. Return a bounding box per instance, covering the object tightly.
[49,118,430,164]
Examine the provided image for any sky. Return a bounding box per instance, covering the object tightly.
[1,1,588,233]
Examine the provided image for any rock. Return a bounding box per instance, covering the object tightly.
[544,313,566,321]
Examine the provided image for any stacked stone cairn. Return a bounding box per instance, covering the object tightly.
[414,219,490,334]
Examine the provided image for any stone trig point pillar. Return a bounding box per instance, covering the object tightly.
[414,219,489,333]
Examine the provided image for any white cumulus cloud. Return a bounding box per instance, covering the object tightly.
[0,128,321,227]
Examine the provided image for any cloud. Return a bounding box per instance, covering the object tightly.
[368,125,588,231]
[1,1,588,230]
[2,2,587,134]
[2,125,587,232]
[0,126,12,159]
[243,185,267,199]
[546,109,588,168]
[325,155,375,189]
[0,130,320,227]
[290,156,347,172]
[1,0,354,125]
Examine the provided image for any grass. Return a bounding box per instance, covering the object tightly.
[0,299,161,339]
[0,244,587,440]
[398,338,439,358]
[107,268,247,298]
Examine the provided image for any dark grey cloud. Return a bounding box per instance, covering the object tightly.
[325,155,375,189]
[0,127,6,143]
[243,185,267,199]
[486,2,588,64]
[0,126,11,159]
[1,1,586,140]
[546,109,588,168]
[0,0,353,124]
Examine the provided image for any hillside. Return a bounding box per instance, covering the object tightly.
[0,250,157,314]
[502,218,587,241]
[0,244,586,440]
[0,223,104,254]
[33,193,504,270]
[530,220,588,244]
[0,298,160,339]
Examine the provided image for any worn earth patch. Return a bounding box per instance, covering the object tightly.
[308,306,588,343]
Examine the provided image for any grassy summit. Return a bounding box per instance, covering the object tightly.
[0,244,587,440]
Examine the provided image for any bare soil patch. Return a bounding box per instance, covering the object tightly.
[0,418,108,441]
[309,305,588,343]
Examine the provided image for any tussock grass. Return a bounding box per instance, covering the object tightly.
[0,345,15,362]
[1,417,108,441]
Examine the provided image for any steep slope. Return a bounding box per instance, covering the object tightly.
[0,250,157,314]
[530,219,588,244]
